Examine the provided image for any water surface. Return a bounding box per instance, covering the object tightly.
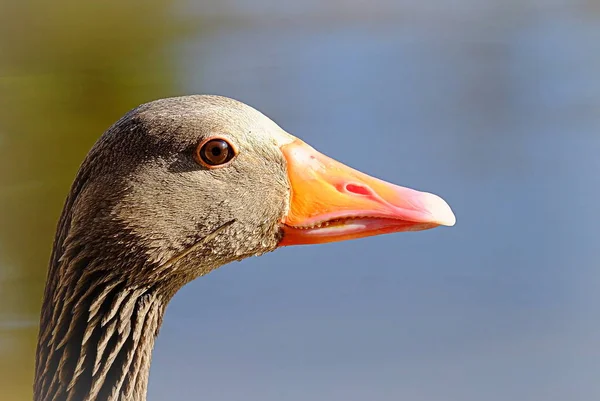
[1,1,599,400]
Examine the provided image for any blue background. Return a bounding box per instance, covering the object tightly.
[1,1,599,400]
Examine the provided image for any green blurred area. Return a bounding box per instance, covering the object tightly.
[0,1,194,399]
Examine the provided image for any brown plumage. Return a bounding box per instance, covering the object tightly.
[34,95,455,401]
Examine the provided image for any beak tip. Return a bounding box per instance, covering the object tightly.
[423,192,456,227]
[440,212,457,227]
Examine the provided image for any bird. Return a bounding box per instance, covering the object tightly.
[33,95,455,401]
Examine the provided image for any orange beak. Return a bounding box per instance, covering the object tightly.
[279,139,456,246]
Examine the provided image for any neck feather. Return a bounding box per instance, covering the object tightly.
[34,249,167,401]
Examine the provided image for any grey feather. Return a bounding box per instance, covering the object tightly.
[34,95,292,401]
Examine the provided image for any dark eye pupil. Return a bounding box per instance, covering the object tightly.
[198,139,234,166]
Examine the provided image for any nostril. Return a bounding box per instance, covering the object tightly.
[345,183,372,196]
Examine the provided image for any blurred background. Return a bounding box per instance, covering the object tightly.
[1,0,599,400]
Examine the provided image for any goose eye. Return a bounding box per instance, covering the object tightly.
[196,138,236,167]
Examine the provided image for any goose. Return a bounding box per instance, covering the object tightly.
[33,95,455,401]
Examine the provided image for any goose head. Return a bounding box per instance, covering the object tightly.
[34,95,455,401]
